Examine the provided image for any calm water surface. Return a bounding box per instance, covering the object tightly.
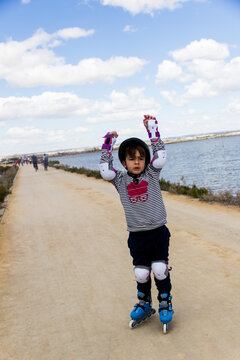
[55,136,240,195]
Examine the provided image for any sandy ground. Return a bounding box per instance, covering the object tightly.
[0,165,239,360]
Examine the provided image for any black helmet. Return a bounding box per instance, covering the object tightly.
[118,137,151,168]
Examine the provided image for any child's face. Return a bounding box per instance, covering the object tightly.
[122,149,146,175]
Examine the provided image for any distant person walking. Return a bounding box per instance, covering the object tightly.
[32,155,38,171]
[43,154,48,171]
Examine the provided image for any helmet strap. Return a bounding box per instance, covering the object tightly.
[127,172,142,184]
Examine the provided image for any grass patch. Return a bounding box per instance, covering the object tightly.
[0,165,19,205]
[0,186,8,203]
[159,178,209,198]
[201,190,240,206]
[49,161,102,179]
[49,161,240,207]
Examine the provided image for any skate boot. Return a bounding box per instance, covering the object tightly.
[129,291,156,329]
[158,293,174,334]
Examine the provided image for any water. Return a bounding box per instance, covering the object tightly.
[54,135,240,195]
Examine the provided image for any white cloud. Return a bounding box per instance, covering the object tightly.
[119,126,143,135]
[0,28,146,88]
[21,0,31,4]
[74,126,88,133]
[161,79,218,106]
[5,57,147,88]
[225,95,240,114]
[186,59,225,79]
[185,79,219,99]
[161,90,188,107]
[158,39,240,105]
[77,0,93,7]
[170,39,229,61]
[123,25,138,32]
[54,27,95,39]
[0,88,159,125]
[3,125,89,155]
[181,108,201,116]
[156,60,182,84]
[0,92,95,121]
[100,0,191,15]
[86,88,161,123]
[6,126,88,140]
[7,126,43,138]
[211,57,240,92]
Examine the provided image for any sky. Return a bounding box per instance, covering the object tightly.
[0,0,240,156]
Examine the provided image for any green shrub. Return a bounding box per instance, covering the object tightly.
[159,178,209,199]
[49,162,239,207]
[202,190,240,206]
[48,160,60,166]
[0,166,11,174]
[0,185,8,202]
[0,165,18,205]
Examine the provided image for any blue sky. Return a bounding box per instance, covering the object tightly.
[0,0,240,156]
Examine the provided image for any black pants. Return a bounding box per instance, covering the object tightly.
[128,225,172,297]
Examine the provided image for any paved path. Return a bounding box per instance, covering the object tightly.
[0,165,239,360]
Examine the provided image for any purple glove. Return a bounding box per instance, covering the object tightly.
[102,133,117,152]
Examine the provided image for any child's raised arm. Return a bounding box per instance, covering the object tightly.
[99,131,118,181]
[143,115,166,169]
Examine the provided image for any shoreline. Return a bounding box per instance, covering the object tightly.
[1,131,240,161]
[1,164,239,227]
[49,163,240,207]
[50,131,240,158]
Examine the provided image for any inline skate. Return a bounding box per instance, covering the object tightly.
[129,291,156,329]
[158,293,174,334]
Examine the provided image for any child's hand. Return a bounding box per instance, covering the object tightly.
[143,115,160,140]
[102,131,118,151]
[143,115,156,128]
[109,131,119,138]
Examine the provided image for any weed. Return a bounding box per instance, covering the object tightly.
[49,162,239,207]
[0,165,18,206]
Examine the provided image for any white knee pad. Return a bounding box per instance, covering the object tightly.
[134,267,150,283]
[151,261,168,281]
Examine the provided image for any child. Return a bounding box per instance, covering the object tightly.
[99,115,173,331]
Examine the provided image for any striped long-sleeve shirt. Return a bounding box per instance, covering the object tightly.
[100,138,167,232]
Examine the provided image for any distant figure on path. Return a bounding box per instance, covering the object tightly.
[43,154,48,171]
[32,155,38,171]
